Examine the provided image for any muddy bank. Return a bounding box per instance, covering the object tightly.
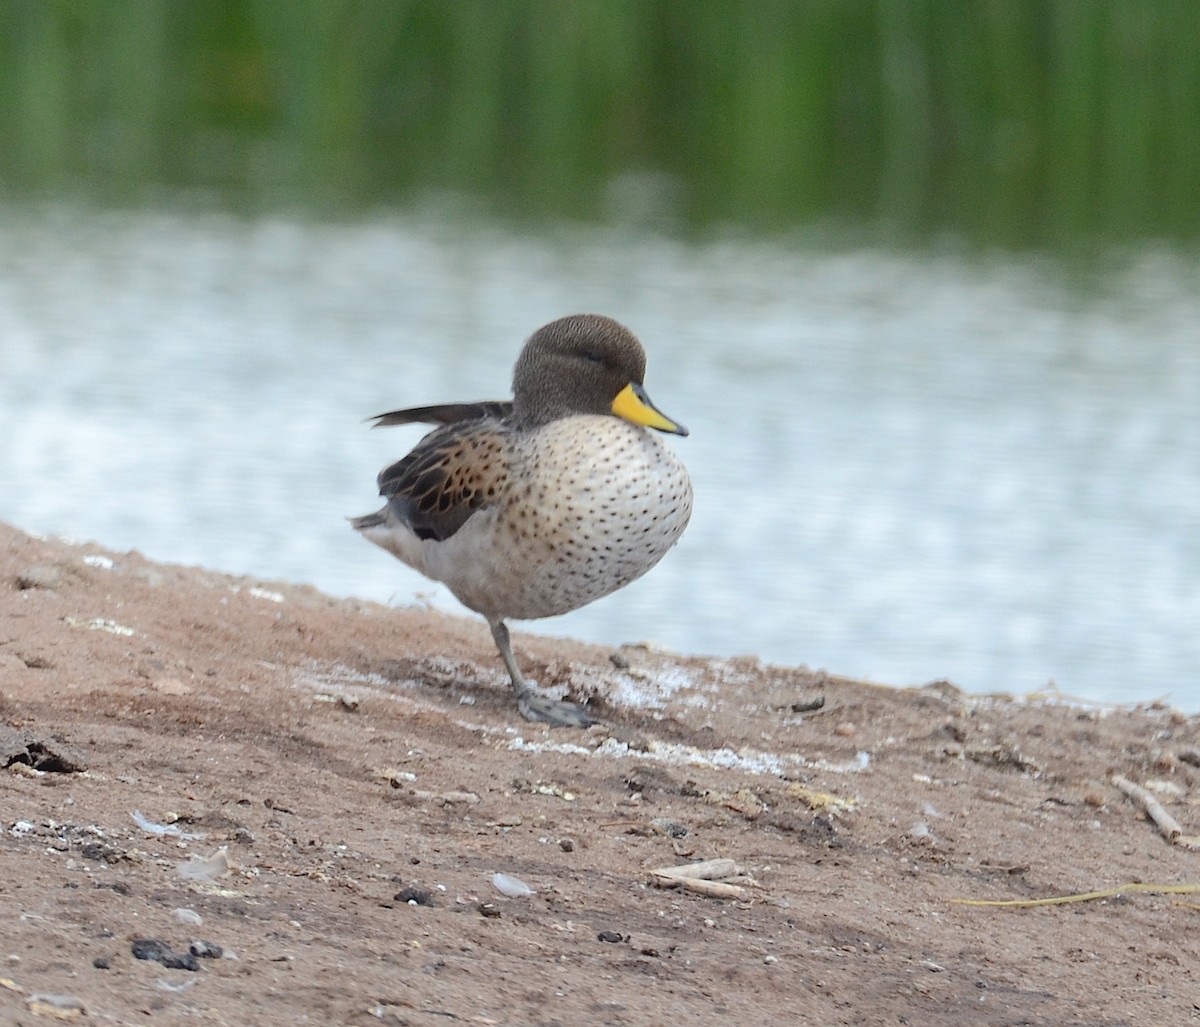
[1,521,1197,1025]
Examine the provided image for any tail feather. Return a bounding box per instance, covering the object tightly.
[349,509,387,531]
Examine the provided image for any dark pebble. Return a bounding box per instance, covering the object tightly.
[189,940,223,959]
[80,842,115,863]
[131,938,174,962]
[130,938,201,971]
[597,930,624,943]
[478,903,501,918]
[651,818,689,838]
[92,957,111,970]
[393,885,434,906]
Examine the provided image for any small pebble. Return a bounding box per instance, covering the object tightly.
[558,837,575,852]
[131,939,174,963]
[92,956,111,970]
[130,938,201,972]
[188,940,223,959]
[650,818,688,838]
[393,885,433,906]
[597,930,624,944]
[478,903,501,919]
[834,721,857,738]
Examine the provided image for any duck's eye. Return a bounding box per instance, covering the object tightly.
[580,349,604,364]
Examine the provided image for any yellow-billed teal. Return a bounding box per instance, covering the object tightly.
[353,313,692,726]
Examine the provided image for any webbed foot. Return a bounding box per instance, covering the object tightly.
[515,691,594,728]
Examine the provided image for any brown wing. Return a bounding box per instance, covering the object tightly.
[369,401,513,429]
[376,421,511,542]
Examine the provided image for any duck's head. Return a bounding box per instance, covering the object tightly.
[512,313,688,436]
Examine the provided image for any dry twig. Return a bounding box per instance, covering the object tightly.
[649,857,749,899]
[1112,774,1200,848]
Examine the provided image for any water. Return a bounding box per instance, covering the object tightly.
[2,204,1197,708]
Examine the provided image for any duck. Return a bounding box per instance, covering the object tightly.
[353,313,692,726]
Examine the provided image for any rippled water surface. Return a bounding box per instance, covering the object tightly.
[2,206,1197,707]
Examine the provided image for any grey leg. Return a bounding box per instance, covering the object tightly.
[488,619,593,727]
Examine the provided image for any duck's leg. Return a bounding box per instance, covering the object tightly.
[488,619,593,728]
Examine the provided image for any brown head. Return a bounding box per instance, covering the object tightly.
[511,314,687,435]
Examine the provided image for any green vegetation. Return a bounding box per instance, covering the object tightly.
[2,0,1198,251]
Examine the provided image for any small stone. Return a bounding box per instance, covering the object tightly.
[131,939,174,962]
[558,837,575,852]
[650,818,688,838]
[834,721,857,738]
[597,930,624,944]
[188,941,223,959]
[790,695,826,714]
[478,903,501,919]
[393,885,433,906]
[131,938,201,971]
[92,957,111,970]
[81,842,122,864]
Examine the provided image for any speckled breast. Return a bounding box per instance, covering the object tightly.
[448,415,692,621]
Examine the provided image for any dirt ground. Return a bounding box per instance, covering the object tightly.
[2,521,1199,1026]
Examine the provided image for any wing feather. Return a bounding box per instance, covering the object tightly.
[369,401,512,429]
[375,420,512,542]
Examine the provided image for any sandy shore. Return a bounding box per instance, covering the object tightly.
[1,520,1197,1025]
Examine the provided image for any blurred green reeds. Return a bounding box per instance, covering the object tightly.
[2,0,1198,250]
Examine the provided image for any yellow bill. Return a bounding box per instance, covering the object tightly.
[611,382,689,436]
